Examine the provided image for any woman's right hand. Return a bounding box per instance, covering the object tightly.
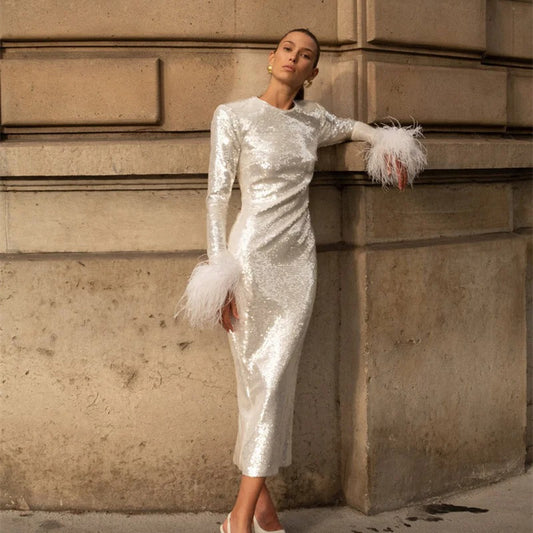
[220,293,239,332]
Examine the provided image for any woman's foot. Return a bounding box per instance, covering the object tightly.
[254,485,284,531]
[221,510,253,533]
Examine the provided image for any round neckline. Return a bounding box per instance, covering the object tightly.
[254,96,299,113]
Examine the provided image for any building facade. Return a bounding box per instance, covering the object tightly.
[1,0,532,514]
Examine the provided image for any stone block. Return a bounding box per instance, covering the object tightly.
[330,58,358,120]
[0,0,233,41]
[310,187,342,246]
[3,181,344,254]
[508,70,533,128]
[163,48,341,132]
[513,180,533,230]
[366,0,486,52]
[367,61,507,126]
[337,0,358,43]
[0,254,239,511]
[0,138,210,177]
[342,183,513,245]
[330,136,533,173]
[0,58,160,126]
[526,405,533,465]
[163,49,264,132]
[523,232,533,457]
[3,186,234,254]
[0,191,6,253]
[234,0,339,43]
[0,0,339,42]
[487,0,533,60]
[1,136,532,181]
[0,251,340,510]
[340,235,527,513]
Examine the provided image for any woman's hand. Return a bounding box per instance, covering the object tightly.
[220,293,239,332]
[385,155,408,191]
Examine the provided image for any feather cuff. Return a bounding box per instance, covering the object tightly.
[365,123,426,187]
[175,251,241,329]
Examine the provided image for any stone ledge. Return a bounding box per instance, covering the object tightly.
[0,137,531,178]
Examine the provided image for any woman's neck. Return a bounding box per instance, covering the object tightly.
[259,83,299,110]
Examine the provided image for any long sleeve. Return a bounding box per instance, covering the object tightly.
[176,105,242,328]
[317,106,426,188]
[206,105,241,258]
[317,105,356,147]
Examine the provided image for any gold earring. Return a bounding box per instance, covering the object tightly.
[267,65,273,74]
[304,79,313,88]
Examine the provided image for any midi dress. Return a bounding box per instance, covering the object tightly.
[181,95,426,478]
[207,96,358,477]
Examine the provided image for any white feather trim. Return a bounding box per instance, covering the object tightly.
[365,122,427,187]
[175,251,241,329]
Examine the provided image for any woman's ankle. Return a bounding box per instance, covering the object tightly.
[230,506,253,527]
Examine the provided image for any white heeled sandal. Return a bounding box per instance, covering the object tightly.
[253,515,286,533]
[220,512,231,533]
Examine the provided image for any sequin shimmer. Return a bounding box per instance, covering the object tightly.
[207,97,356,477]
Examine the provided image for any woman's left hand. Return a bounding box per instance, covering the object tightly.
[386,155,408,191]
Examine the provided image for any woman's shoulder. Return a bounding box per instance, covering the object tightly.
[296,99,329,115]
[215,97,258,116]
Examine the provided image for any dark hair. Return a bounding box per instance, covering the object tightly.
[277,28,320,101]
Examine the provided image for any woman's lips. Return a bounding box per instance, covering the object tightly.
[282,65,295,72]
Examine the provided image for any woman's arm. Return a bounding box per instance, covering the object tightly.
[317,104,426,190]
[176,105,242,329]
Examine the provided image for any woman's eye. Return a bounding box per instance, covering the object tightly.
[283,46,292,51]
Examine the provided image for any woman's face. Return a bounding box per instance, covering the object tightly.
[268,31,319,89]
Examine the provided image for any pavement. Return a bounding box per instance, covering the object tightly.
[1,468,531,533]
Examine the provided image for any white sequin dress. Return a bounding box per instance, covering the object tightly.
[208,97,357,477]
[181,96,426,477]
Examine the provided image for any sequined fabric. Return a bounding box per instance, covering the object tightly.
[207,97,356,477]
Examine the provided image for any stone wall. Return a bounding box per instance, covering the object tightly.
[1,0,532,514]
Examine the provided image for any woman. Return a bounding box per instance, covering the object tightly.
[180,28,426,533]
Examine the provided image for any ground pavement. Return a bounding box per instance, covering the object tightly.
[1,468,531,533]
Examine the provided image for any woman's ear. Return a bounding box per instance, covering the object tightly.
[268,50,276,65]
[311,67,319,80]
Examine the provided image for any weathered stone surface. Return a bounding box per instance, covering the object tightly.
[0,251,341,511]
[1,58,160,126]
[234,0,339,43]
[342,183,513,245]
[513,180,533,230]
[367,61,507,126]
[330,57,358,120]
[366,0,486,52]
[337,0,358,43]
[3,188,215,254]
[340,235,527,513]
[0,48,342,133]
[2,136,532,179]
[2,183,343,254]
[310,187,342,246]
[161,49,342,132]
[0,254,238,511]
[523,230,533,464]
[487,0,533,60]
[0,139,210,177]
[508,70,533,128]
[0,0,339,42]
[0,0,531,515]
[0,191,6,253]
